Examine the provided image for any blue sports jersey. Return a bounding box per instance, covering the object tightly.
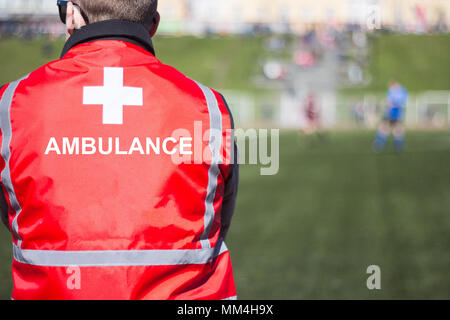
[386,85,408,121]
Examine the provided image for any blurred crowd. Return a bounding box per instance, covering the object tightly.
[0,20,64,39]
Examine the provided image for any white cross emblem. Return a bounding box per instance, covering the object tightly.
[83,67,143,125]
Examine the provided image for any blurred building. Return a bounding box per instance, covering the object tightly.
[158,0,450,34]
[0,0,56,20]
[0,0,449,34]
[0,0,64,37]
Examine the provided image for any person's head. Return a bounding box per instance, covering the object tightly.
[389,78,399,88]
[60,0,159,40]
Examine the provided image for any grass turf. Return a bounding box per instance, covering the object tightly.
[366,33,450,93]
[0,35,271,92]
[1,34,449,94]
[1,130,449,299]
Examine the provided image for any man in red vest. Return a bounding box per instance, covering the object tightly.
[0,0,238,300]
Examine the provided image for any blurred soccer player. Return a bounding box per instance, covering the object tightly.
[303,92,321,136]
[374,80,409,152]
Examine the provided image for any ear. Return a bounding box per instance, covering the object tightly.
[65,2,87,40]
[149,11,160,38]
[65,1,76,39]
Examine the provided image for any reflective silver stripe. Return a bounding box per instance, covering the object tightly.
[13,239,228,267]
[222,295,238,300]
[0,75,28,247]
[195,82,223,249]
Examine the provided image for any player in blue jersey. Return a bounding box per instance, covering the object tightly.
[374,80,409,152]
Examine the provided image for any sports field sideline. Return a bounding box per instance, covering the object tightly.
[1,33,449,299]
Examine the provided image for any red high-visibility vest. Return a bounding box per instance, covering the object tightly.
[0,21,237,300]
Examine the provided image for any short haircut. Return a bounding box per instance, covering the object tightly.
[79,0,158,28]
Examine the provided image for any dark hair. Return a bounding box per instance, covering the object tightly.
[79,0,158,28]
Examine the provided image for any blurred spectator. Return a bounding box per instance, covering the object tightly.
[351,100,365,127]
[302,92,322,136]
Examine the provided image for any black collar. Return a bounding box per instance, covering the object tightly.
[61,19,155,58]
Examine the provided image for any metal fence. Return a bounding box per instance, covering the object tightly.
[223,89,450,130]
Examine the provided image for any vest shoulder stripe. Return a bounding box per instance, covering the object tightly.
[0,75,29,247]
[194,81,223,249]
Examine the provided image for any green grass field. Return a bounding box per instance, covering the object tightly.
[228,130,450,299]
[0,35,276,92]
[366,34,450,92]
[2,33,449,94]
[1,130,449,299]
